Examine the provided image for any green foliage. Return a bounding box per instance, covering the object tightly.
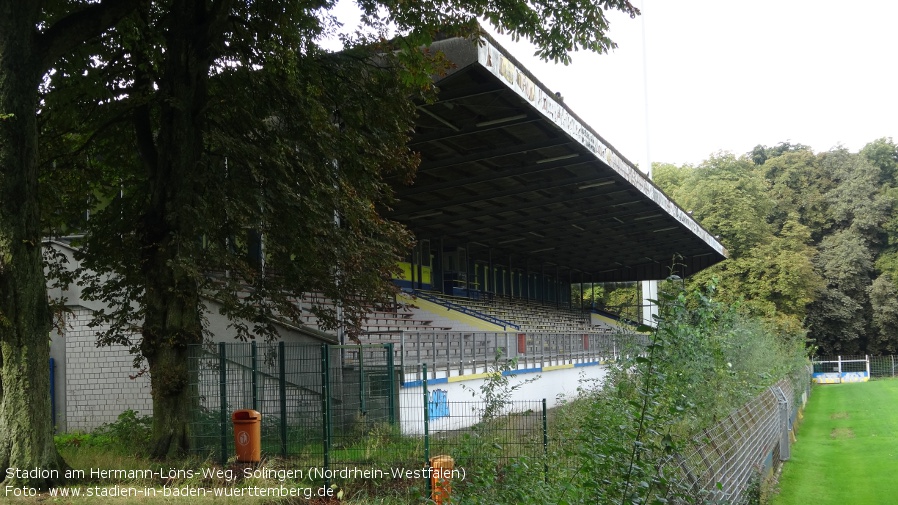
[36,0,645,457]
[571,282,641,323]
[605,283,642,323]
[56,409,152,454]
[546,279,807,504]
[367,0,641,65]
[571,283,605,308]
[750,141,813,166]
[659,140,898,355]
[861,138,898,185]
[867,275,898,354]
[652,161,692,196]
[824,155,892,241]
[677,153,774,256]
[449,434,555,505]
[806,229,873,354]
[458,279,807,504]
[762,149,833,239]
[462,351,539,423]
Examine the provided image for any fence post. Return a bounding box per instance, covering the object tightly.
[278,342,288,458]
[542,398,549,484]
[218,342,228,465]
[423,363,431,496]
[321,344,332,488]
[773,386,790,461]
[251,341,258,411]
[539,334,544,369]
[386,343,396,424]
[445,332,451,379]
[400,331,406,385]
[359,345,366,415]
[459,334,465,376]
[416,333,422,378]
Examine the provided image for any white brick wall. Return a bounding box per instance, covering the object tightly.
[63,307,152,432]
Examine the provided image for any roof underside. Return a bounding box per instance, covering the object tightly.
[385,36,727,283]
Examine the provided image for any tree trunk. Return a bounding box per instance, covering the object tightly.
[0,3,67,488]
[141,280,201,459]
[138,0,229,458]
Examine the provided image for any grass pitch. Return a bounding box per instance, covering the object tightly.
[771,379,898,505]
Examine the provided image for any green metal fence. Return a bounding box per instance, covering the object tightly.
[187,342,552,491]
[188,343,397,469]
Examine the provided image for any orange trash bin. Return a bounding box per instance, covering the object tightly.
[232,409,262,463]
[429,455,455,505]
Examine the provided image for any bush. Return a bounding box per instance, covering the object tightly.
[56,409,152,454]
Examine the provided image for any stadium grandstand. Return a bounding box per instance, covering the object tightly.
[302,34,727,341]
[47,33,727,433]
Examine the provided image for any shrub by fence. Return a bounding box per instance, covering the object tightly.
[671,368,811,503]
[188,341,812,502]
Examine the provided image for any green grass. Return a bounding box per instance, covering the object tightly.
[771,379,898,505]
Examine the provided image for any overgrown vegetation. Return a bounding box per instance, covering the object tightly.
[56,409,152,454]
[432,278,808,504]
[43,280,805,504]
[539,278,803,504]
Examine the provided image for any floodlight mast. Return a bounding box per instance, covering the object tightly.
[639,0,659,327]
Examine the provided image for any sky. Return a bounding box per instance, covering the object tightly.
[326,1,898,169]
[482,0,898,169]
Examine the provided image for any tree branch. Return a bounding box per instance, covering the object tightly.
[36,0,145,73]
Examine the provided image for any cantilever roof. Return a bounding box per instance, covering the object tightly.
[385,35,727,282]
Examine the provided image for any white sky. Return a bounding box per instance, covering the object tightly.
[484,0,898,168]
[327,0,898,168]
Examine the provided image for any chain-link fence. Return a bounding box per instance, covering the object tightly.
[670,367,812,503]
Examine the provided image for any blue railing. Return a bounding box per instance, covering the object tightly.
[412,291,521,331]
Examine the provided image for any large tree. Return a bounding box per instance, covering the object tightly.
[801,148,895,353]
[0,0,141,487]
[43,0,642,458]
[868,274,898,354]
[674,153,774,257]
[654,155,821,334]
[762,148,833,241]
